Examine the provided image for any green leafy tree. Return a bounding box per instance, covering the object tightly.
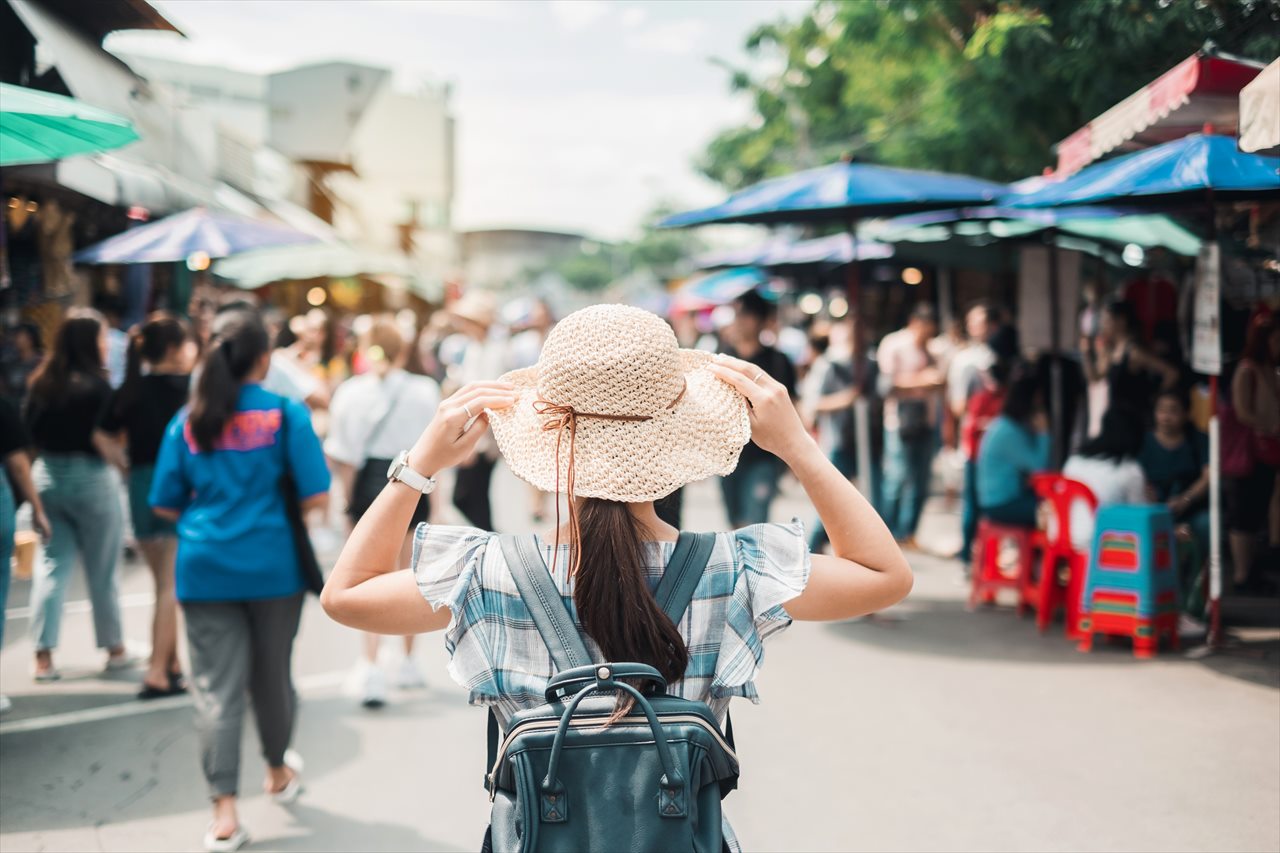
[701,0,1280,189]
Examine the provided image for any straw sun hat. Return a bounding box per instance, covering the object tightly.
[487,304,751,503]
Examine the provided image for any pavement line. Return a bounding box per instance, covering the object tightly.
[0,669,348,736]
[5,591,156,621]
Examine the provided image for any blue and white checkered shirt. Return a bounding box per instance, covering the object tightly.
[411,520,811,728]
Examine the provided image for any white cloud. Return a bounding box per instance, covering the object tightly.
[625,19,706,56]
[548,0,610,32]
[620,6,648,28]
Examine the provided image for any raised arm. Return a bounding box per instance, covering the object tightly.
[707,355,913,620]
[321,381,518,635]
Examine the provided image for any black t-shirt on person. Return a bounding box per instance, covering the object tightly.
[0,396,30,459]
[721,342,797,464]
[99,373,191,467]
[25,372,113,457]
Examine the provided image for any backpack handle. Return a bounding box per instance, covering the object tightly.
[544,662,666,703]
[539,664,688,821]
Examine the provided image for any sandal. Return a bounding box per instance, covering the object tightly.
[137,681,188,700]
[269,750,305,805]
[203,824,249,853]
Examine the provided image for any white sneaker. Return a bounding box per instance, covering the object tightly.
[395,657,427,690]
[203,824,249,852]
[360,664,387,709]
[0,694,12,715]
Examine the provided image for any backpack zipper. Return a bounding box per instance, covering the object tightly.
[487,714,738,801]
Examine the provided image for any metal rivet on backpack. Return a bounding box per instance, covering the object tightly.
[548,794,556,802]
[597,666,610,679]
[548,809,558,819]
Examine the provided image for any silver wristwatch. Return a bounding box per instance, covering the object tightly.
[386,450,437,495]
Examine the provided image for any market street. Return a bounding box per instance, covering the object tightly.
[1,464,1277,853]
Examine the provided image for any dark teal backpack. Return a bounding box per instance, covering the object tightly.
[482,533,740,853]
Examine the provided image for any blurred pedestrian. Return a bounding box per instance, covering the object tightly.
[1,396,52,714]
[325,317,440,707]
[149,307,330,852]
[946,303,999,423]
[876,304,943,544]
[1139,388,1210,614]
[1062,406,1147,553]
[23,309,129,681]
[0,322,43,401]
[1081,299,1178,435]
[718,290,796,527]
[975,371,1050,529]
[97,313,196,699]
[802,316,860,551]
[506,299,555,523]
[447,291,504,529]
[959,358,1011,560]
[1225,311,1280,593]
[320,305,912,850]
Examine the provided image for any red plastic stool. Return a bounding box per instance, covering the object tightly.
[1023,474,1098,637]
[968,520,1037,610]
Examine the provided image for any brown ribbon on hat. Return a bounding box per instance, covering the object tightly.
[534,381,687,575]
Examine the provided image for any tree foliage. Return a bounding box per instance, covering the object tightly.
[701,0,1280,189]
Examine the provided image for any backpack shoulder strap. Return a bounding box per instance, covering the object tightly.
[652,532,717,626]
[499,534,592,672]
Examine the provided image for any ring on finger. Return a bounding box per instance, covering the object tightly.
[463,403,475,419]
[752,371,764,383]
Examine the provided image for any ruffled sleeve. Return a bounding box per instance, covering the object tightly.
[710,519,811,701]
[410,522,502,704]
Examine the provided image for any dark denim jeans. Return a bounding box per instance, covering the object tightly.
[880,428,936,540]
[809,447,856,551]
[720,455,781,528]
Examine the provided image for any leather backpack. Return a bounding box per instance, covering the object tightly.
[482,533,740,853]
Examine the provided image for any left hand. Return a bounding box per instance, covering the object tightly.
[32,507,52,543]
[407,381,518,476]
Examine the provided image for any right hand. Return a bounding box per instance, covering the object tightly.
[407,381,518,476]
[707,355,811,460]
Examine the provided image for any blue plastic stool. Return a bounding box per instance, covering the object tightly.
[1078,504,1180,658]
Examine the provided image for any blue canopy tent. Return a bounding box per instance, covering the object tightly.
[670,266,771,312]
[694,232,893,270]
[1003,134,1279,209]
[660,161,1004,227]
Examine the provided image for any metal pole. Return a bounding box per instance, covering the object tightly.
[1205,200,1223,650]
[1046,231,1065,466]
[847,219,874,502]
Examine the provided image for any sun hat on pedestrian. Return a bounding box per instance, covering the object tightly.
[487,304,751,503]
[449,291,498,329]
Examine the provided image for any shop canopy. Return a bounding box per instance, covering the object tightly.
[212,241,417,288]
[74,207,322,264]
[869,206,1202,256]
[694,232,893,270]
[1240,58,1279,154]
[0,83,139,165]
[658,161,1003,227]
[1005,134,1280,209]
[1054,52,1266,176]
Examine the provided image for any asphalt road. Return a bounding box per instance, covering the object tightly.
[2,463,1277,852]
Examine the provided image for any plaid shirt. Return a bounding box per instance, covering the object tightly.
[411,520,811,728]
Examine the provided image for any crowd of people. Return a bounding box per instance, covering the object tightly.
[0,279,1276,846]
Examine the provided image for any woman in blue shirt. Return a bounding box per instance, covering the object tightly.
[976,372,1051,527]
[150,307,330,853]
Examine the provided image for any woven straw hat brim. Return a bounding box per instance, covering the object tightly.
[487,349,751,503]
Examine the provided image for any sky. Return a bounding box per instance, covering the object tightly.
[106,0,810,241]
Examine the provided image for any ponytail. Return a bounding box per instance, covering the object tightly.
[573,499,689,688]
[118,312,190,415]
[189,309,268,452]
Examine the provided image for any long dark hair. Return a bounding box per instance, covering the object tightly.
[1000,367,1042,428]
[574,499,688,687]
[1078,405,1144,462]
[189,308,269,452]
[117,312,189,412]
[28,308,106,405]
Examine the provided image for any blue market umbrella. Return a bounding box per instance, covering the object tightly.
[1004,134,1280,208]
[74,207,322,264]
[659,161,1004,227]
[671,266,770,311]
